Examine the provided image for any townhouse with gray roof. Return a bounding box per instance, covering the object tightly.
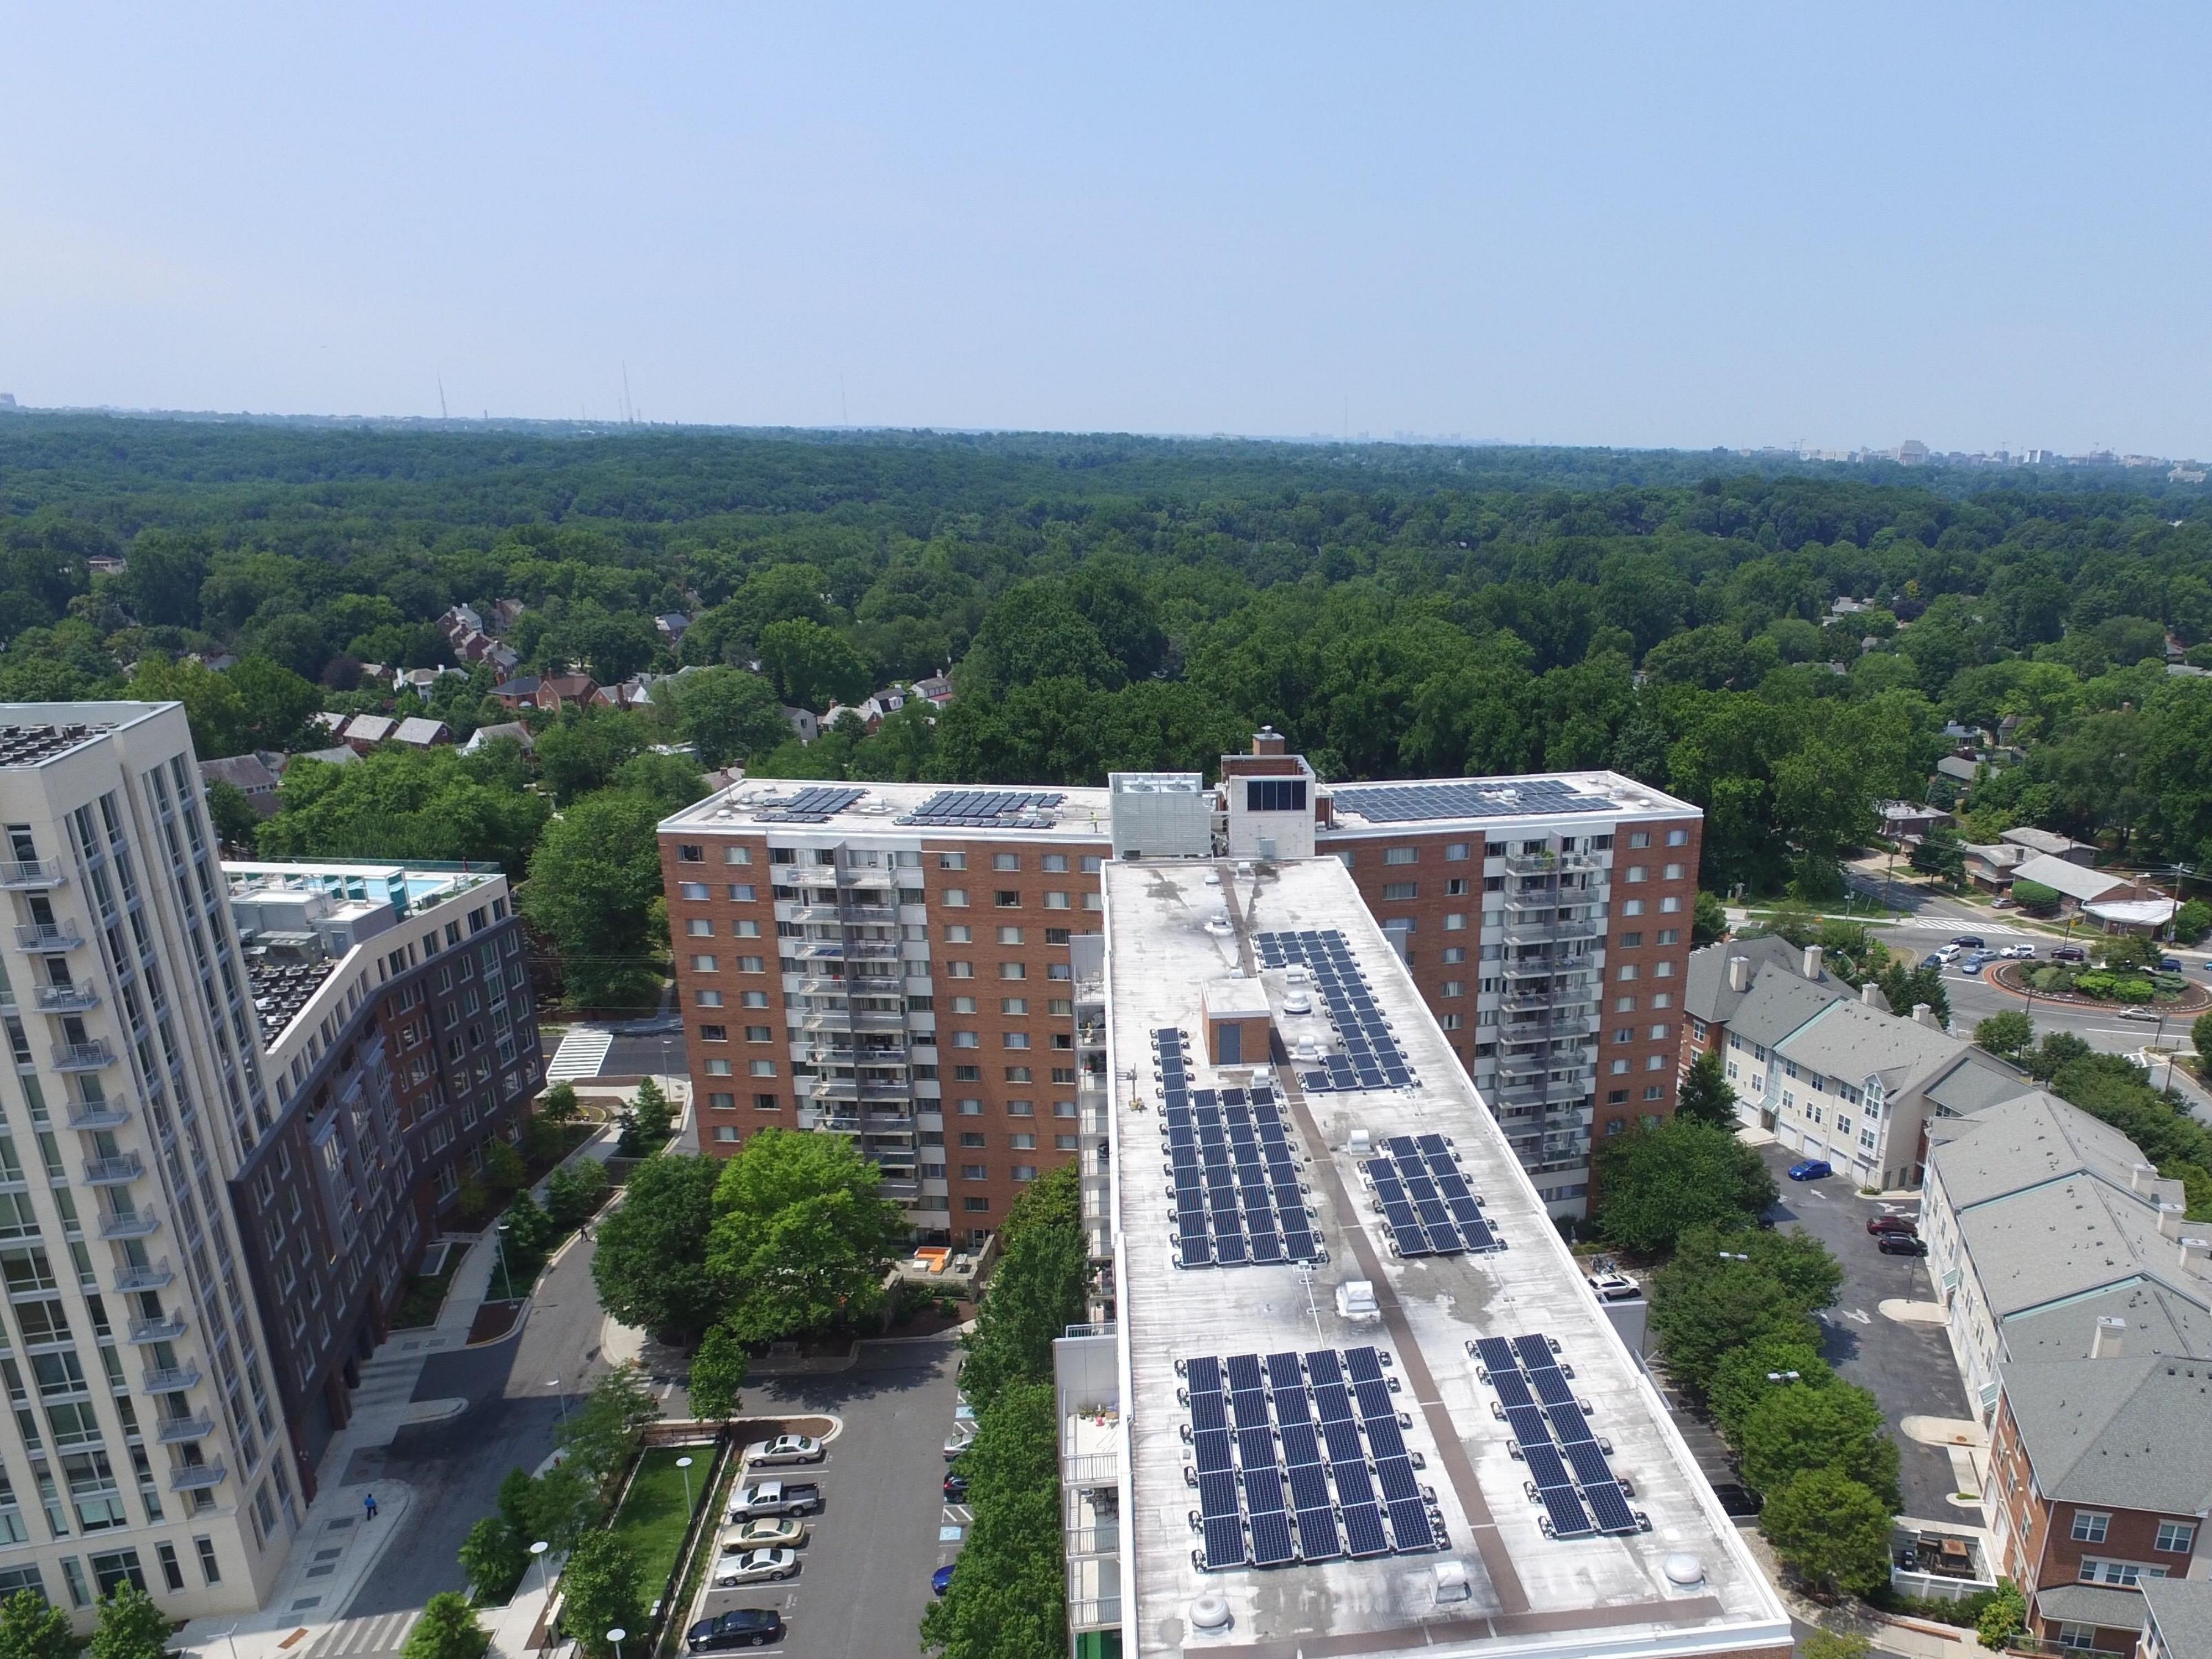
[2140,1578,2212,1659]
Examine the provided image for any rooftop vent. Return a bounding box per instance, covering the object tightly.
[1188,1594,1232,1634]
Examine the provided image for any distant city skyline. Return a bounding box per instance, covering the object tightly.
[1,6,2206,455]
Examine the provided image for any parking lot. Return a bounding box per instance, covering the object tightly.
[682,1335,961,1656]
[1758,1144,1974,1520]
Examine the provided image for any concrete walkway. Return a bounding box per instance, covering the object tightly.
[175,1229,508,1659]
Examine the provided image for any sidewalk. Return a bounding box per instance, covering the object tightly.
[175,1229,509,1659]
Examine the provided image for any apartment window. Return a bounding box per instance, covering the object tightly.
[952,1032,980,1049]
[695,989,724,1007]
[194,1537,220,1586]
[1619,932,1642,947]
[728,883,757,901]
[2157,1521,2196,1553]
[959,1132,987,1148]
[1445,843,1469,860]
[712,1125,738,1144]
[947,961,974,978]
[1442,947,1465,964]
[690,954,718,972]
[734,917,761,935]
[1045,927,1071,944]
[724,846,752,865]
[951,996,978,1014]
[1384,847,1417,865]
[1609,1059,1629,1075]
[1484,842,1505,858]
[749,1060,776,1077]
[1624,865,1647,883]
[1009,1132,1036,1150]
[1657,928,1679,945]
[945,924,972,943]
[997,926,1024,945]
[943,888,968,907]
[1663,863,1685,880]
[1606,1089,1627,1105]
[1443,912,1466,931]
[1660,896,1681,913]
[1013,1166,1038,1182]
[686,919,713,937]
[1651,992,1672,1009]
[2079,1558,2163,1587]
[2057,1628,2097,1653]
[992,852,1019,871]
[957,1098,983,1114]
[1246,779,1306,812]
[1621,899,1645,916]
[994,891,1020,909]
[1044,891,1071,909]
[1081,855,1103,873]
[1648,1024,1671,1042]
[1617,964,1637,980]
[1446,878,1468,896]
[1003,1034,1030,1050]
[1642,1084,1665,1102]
[1000,998,1027,1015]
[707,1092,735,1110]
[1042,853,1068,873]
[940,852,966,870]
[698,1024,728,1042]
[960,1165,988,1181]
[742,989,771,1007]
[1667,828,1689,846]
[1442,980,1464,997]
[677,844,703,863]
[999,962,1026,980]
[963,1198,989,1213]
[745,1026,773,1042]
[1005,1066,1032,1082]
[2059,1509,2104,1546]
[1441,1014,1464,1031]
[1629,832,1650,848]
[1612,1027,1632,1044]
[1383,883,1416,901]
[87,1551,143,1598]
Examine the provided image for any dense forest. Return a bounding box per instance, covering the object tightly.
[3,413,2210,1000]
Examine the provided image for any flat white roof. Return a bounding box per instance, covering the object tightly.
[1100,857,1786,1659]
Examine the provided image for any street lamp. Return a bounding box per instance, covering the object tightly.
[1765,1370,1802,1384]
[495,1220,514,1303]
[676,1455,695,1517]
[1719,1251,1750,1262]
[549,1378,568,1428]
[529,1540,550,1599]
[607,1628,627,1659]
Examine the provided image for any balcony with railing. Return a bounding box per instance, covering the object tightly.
[113,1260,173,1293]
[51,1040,116,1071]
[128,1313,189,1344]
[168,1462,226,1492]
[1505,851,1602,878]
[14,922,82,950]
[141,1363,200,1392]
[154,1412,212,1444]
[33,984,98,1013]
[1502,911,1601,948]
[98,1210,160,1240]
[66,1099,129,1130]
[0,860,65,890]
[81,1154,143,1186]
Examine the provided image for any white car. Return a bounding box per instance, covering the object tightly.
[743,1434,825,1467]
[2002,943,2038,959]
[711,1548,799,1588]
[942,1427,974,1460]
[1928,945,1961,966]
[1587,1272,1642,1303]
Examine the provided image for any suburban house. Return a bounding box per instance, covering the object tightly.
[541,671,599,707]
[1682,934,1851,1065]
[393,665,466,701]
[199,752,283,817]
[461,720,535,757]
[782,705,819,743]
[911,674,954,706]
[655,612,691,644]
[1881,801,1954,843]
[389,716,452,748]
[2010,855,2178,933]
[1985,1351,2212,1654]
[491,675,554,712]
[340,712,396,753]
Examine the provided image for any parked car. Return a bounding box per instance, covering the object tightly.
[1951,935,1987,949]
[722,1517,807,1551]
[2161,957,2185,973]
[1866,1215,1918,1237]
[1787,1159,1833,1182]
[2002,943,2038,959]
[743,1434,825,1467]
[1959,955,1990,975]
[2120,1007,2164,1022]
[1587,1271,1642,1302]
[2054,945,2088,963]
[712,1548,799,1588]
[942,1428,975,1460]
[1877,1233,1929,1256]
[687,1610,785,1651]
[943,1472,970,1502]
[728,1479,821,1520]
[932,1563,956,1598]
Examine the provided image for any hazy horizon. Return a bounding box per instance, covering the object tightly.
[3,4,2206,456]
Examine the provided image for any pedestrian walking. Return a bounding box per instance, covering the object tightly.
[363,1491,378,1521]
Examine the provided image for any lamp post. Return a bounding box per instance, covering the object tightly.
[529,1539,550,1600]
[676,1454,695,1518]
[495,1220,514,1303]
[607,1628,627,1659]
[549,1378,568,1428]
[1765,1370,1802,1384]
[1719,1250,1750,1263]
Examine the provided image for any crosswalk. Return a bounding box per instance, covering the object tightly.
[546,1028,613,1081]
[300,1611,419,1659]
[1881,917,2037,938]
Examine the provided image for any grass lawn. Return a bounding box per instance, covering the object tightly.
[609,1447,709,1602]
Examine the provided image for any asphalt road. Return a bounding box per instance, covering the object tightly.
[686,1337,961,1659]
[1758,1144,1971,1522]
[346,1230,617,1614]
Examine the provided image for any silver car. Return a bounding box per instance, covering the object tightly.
[712,1547,799,1588]
[743,1434,825,1467]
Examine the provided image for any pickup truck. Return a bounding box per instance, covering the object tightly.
[727,1479,822,1520]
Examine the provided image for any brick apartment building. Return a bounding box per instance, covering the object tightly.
[657,734,1703,1239]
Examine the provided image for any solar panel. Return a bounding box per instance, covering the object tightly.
[1563,1441,1613,1488]
[1193,1430,1233,1473]
[1197,1470,1239,1517]
[1186,1357,1223,1395]
[1226,1354,1264,1393]
[1532,1369,1577,1408]
[1587,1481,1641,1536]
[758,785,865,823]
[1250,1510,1296,1567]
[1296,1506,1342,1561]
[1364,1416,1407,1460]
[1352,1379,1393,1420]
[1202,1515,1246,1568]
[1280,1422,1321,1469]
[1331,1459,1375,1508]
[1305,1350,1342,1385]
[1386,1499,1437,1551]
[1243,1467,1286,1516]
[1475,1337,1518,1374]
[1232,1391,1270,1431]
[1321,1418,1364,1465]
[1345,1347,1385,1382]
[1375,1455,1421,1503]
[1493,1370,1533,1409]
[1513,1334,1557,1372]
[1287,1463,1332,1510]
[1540,1486,1595,1538]
[1547,1402,1595,1445]
[1190,1392,1227,1431]
[898,789,1066,827]
[1522,1442,1572,1491]
[1342,1504,1390,1557]
[1505,1404,1552,1449]
[1331,779,1618,824]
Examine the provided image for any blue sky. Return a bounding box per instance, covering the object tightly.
[2,4,2206,454]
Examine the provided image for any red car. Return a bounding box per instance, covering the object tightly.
[1867,1215,1918,1237]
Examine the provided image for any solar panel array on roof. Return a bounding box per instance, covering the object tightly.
[1252,931,1416,1094]
[896,789,1066,827]
[1362,1133,1503,1257]
[1331,778,1618,824]
[757,785,866,823]
[1155,1028,1321,1268]
[1472,1329,1646,1540]
[1180,1345,1444,1572]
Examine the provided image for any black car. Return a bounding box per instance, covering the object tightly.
[943,1472,970,1501]
[1950,935,1986,950]
[1877,1233,1929,1256]
[2054,945,2088,964]
[687,1609,785,1651]
[1709,1481,1764,1517]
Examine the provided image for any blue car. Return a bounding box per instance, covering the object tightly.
[932,1563,955,1598]
[1787,1159,1833,1182]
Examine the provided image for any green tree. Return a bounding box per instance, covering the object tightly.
[555,1365,661,1493]
[2174,900,2212,945]
[590,1154,724,1340]
[1760,1468,1892,1597]
[458,1515,529,1603]
[2012,878,2062,915]
[0,1588,74,1659]
[1666,1223,1843,1316]
[2195,1011,2212,1069]
[205,776,260,849]
[686,1324,748,1420]
[1692,889,1729,946]
[958,1166,1088,1413]
[1738,1380,1901,1510]
[553,1533,644,1659]
[617,1078,673,1156]
[919,1380,1066,1659]
[1594,1120,1777,1256]
[540,1081,581,1125]
[707,1128,906,1340]
[545,1160,609,1233]
[403,1594,487,1659]
[1648,1261,1822,1399]
[1803,1631,1871,1659]
[88,1583,170,1659]
[757,617,870,709]
[1706,1338,1835,1443]
[534,708,647,806]
[484,1139,526,1194]
[1974,1010,2035,1058]
[963,581,1120,695]
[520,789,665,1008]
[1976,1581,2027,1650]
[1673,1048,1738,1129]
[666,667,790,767]
[259,746,551,874]
[1875,959,1949,1030]
[1910,823,1967,886]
